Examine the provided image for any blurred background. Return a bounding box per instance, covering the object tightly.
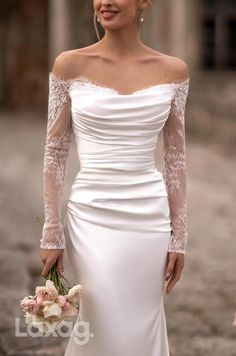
[0,0,235,355]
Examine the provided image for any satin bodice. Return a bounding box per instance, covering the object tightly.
[69,81,174,172]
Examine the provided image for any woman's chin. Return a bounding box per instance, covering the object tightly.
[101,23,127,32]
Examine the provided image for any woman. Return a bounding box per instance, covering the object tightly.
[40,0,190,355]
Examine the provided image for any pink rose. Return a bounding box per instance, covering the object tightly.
[35,280,58,302]
[62,300,71,311]
[20,297,40,314]
[62,301,78,320]
[36,294,44,306]
[56,295,67,307]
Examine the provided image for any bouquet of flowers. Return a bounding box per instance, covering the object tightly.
[19,264,84,333]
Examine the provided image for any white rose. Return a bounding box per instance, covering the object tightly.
[43,302,62,321]
[25,313,50,333]
[45,280,59,301]
[25,312,33,324]
[32,314,49,333]
[42,300,54,306]
[67,284,83,304]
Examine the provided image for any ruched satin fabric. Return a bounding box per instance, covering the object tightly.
[63,84,174,356]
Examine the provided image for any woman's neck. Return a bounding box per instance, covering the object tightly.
[98,29,145,60]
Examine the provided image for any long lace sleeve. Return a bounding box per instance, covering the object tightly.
[40,72,72,249]
[162,78,190,254]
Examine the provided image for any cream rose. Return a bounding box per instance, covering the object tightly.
[43,301,62,321]
[67,284,84,304]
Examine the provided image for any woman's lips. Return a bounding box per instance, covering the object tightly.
[101,11,119,20]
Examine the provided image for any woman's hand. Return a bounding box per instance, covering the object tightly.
[165,252,184,294]
[40,249,64,279]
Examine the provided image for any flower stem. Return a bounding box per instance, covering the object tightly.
[45,264,73,295]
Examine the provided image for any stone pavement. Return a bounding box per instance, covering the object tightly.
[0,113,235,355]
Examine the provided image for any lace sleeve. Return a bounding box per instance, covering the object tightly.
[40,72,72,249]
[162,78,190,254]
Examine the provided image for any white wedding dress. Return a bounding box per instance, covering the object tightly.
[40,70,190,356]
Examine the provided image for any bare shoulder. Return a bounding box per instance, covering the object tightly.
[145,47,189,82]
[158,53,190,82]
[50,45,97,80]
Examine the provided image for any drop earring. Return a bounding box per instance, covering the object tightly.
[97,17,100,22]
[139,11,144,23]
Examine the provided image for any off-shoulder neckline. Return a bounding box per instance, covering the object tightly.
[49,71,190,96]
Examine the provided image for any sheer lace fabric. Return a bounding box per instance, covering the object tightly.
[40,72,190,253]
[40,75,72,249]
[162,80,189,253]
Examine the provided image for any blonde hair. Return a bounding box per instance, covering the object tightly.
[93,0,152,41]
[93,11,101,40]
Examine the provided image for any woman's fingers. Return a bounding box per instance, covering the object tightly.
[40,250,58,278]
[40,249,64,278]
[41,257,55,278]
[165,253,184,294]
[166,269,180,294]
[57,252,64,277]
[165,252,177,280]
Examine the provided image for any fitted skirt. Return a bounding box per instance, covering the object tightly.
[62,168,172,356]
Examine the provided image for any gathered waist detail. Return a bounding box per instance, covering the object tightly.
[79,156,157,172]
[67,168,171,233]
[75,135,159,172]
